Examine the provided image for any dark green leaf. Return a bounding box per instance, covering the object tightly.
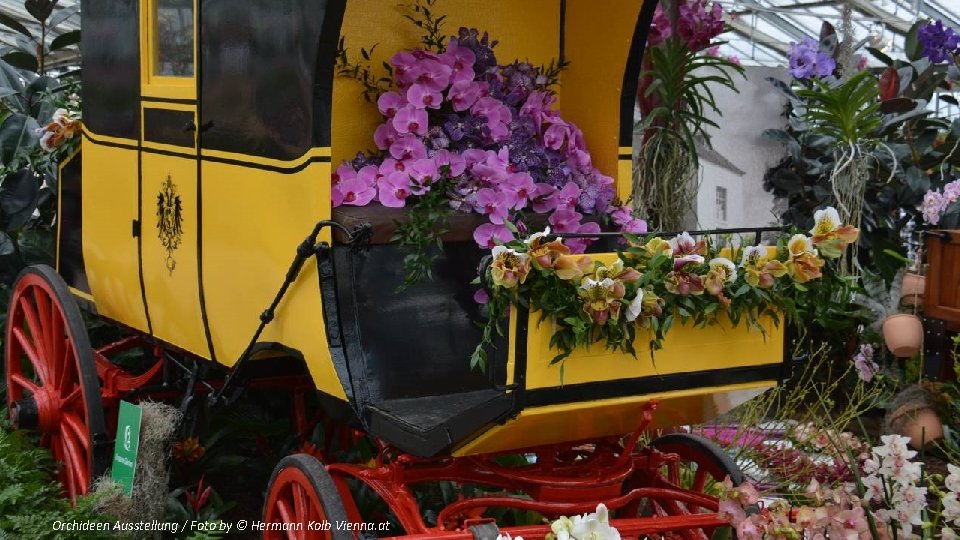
[0,114,40,165]
[2,52,38,73]
[49,29,80,51]
[24,0,57,23]
[866,47,894,66]
[0,168,40,231]
[0,13,32,38]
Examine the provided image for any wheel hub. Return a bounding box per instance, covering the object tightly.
[32,386,63,433]
[9,397,39,430]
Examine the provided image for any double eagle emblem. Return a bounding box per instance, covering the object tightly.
[156,175,183,275]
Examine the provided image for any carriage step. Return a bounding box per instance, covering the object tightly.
[365,389,514,457]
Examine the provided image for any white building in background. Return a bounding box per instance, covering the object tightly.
[691,65,790,230]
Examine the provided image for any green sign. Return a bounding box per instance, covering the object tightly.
[111,401,142,496]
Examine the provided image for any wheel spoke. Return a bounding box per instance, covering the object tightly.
[275,498,297,540]
[63,412,92,453]
[12,327,51,386]
[292,483,307,523]
[32,287,56,374]
[9,372,39,394]
[58,349,77,398]
[60,423,89,493]
[19,296,48,364]
[60,435,81,502]
[49,310,66,392]
[691,465,709,493]
[61,387,82,408]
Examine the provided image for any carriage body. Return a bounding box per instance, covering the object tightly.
[56,0,787,460]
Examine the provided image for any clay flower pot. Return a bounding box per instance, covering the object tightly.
[888,405,944,448]
[900,273,925,307]
[881,313,923,358]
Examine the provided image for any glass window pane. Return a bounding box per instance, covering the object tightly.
[155,0,194,77]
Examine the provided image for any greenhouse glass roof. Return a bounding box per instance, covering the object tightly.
[717,0,960,67]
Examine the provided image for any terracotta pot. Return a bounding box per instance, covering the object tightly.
[882,313,923,358]
[890,406,944,447]
[900,273,925,307]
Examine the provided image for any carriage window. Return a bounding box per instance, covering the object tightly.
[155,0,194,77]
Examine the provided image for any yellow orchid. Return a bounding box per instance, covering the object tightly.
[809,207,859,259]
[741,245,787,289]
[490,245,530,289]
[578,277,626,325]
[704,257,736,296]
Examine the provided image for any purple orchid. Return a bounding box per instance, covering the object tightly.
[787,37,836,79]
[918,20,960,64]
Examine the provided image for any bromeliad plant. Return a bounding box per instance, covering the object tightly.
[471,207,859,370]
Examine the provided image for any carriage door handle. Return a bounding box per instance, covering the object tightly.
[184,120,215,133]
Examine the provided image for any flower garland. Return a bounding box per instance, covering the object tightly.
[334,8,646,286]
[471,207,858,370]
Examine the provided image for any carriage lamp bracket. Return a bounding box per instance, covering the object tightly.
[208,220,371,407]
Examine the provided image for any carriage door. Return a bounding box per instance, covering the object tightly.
[138,0,211,358]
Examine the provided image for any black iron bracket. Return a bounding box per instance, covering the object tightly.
[208,220,371,406]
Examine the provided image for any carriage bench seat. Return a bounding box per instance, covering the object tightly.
[365,389,515,456]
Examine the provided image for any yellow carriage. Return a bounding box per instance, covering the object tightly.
[5,0,789,537]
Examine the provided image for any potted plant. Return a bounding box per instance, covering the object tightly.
[900,269,925,308]
[854,269,923,358]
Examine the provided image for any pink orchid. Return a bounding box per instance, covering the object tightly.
[337,176,377,206]
[377,91,406,118]
[408,158,439,195]
[332,163,357,186]
[475,188,511,225]
[390,51,419,88]
[543,120,570,151]
[531,183,558,213]
[412,58,453,92]
[374,123,399,150]
[567,221,600,253]
[550,182,582,211]
[501,172,536,210]
[548,208,583,232]
[473,222,514,249]
[378,172,411,208]
[389,136,427,160]
[392,105,428,136]
[432,149,466,177]
[378,158,408,176]
[406,84,442,109]
[447,80,483,112]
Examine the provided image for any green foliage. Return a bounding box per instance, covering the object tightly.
[795,71,882,144]
[639,38,745,160]
[0,3,82,286]
[392,177,453,290]
[0,422,113,539]
[764,21,960,283]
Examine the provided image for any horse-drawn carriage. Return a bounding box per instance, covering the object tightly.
[5,1,790,537]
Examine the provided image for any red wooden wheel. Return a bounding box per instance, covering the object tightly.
[263,454,353,540]
[4,265,109,504]
[647,433,743,540]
